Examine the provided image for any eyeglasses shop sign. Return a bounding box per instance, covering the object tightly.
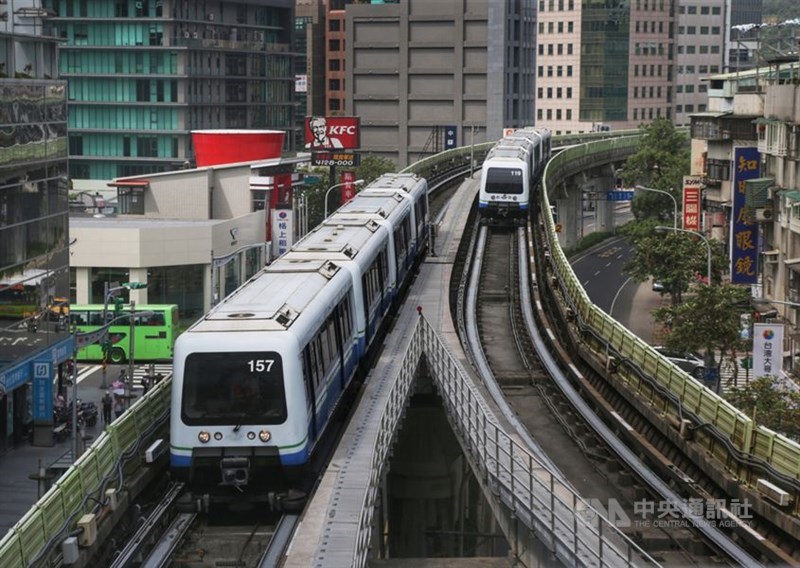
[752,322,783,378]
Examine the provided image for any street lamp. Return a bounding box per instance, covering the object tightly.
[99,281,148,389]
[654,226,712,285]
[323,179,365,218]
[636,185,678,230]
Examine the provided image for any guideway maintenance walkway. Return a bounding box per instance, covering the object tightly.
[283,176,653,567]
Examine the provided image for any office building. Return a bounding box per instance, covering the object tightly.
[41,0,297,181]
[341,0,536,167]
[0,2,71,452]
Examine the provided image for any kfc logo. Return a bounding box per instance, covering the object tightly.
[305,116,360,150]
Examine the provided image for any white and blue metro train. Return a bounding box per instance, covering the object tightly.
[169,173,428,499]
[478,127,552,224]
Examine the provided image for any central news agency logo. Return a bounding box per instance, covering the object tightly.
[577,498,753,529]
[762,328,775,340]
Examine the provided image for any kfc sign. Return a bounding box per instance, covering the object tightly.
[305,116,360,150]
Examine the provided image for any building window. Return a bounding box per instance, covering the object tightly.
[117,187,146,215]
[566,109,572,119]
[329,39,340,51]
[329,19,341,32]
[329,59,340,71]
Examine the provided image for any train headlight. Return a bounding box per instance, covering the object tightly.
[213,432,223,441]
[247,431,256,440]
[259,429,271,443]
[198,431,210,443]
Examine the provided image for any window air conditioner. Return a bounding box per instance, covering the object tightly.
[755,208,773,222]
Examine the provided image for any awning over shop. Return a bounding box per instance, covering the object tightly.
[780,190,800,202]
[107,179,150,188]
[761,249,780,255]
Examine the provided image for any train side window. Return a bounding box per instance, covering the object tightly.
[319,325,331,372]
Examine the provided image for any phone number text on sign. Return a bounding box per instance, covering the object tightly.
[312,152,361,167]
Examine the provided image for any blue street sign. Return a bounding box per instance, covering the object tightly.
[607,191,634,201]
[32,361,52,422]
[444,125,457,149]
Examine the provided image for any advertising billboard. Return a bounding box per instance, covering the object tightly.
[730,147,760,284]
[304,116,360,150]
[682,176,703,231]
[752,322,783,378]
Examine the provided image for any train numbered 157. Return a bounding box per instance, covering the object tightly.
[169,173,429,506]
[478,127,552,224]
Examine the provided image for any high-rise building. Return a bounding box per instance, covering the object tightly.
[41,0,297,181]
[295,0,326,141]
[674,0,726,125]
[0,2,71,452]
[341,0,536,167]
[536,0,673,133]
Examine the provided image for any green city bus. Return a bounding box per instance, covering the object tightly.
[71,304,179,363]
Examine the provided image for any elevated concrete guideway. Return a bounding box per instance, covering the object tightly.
[284,176,652,567]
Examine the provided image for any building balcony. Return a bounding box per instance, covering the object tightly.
[765,83,800,124]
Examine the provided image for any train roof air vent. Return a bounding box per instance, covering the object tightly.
[319,260,338,279]
[275,305,298,328]
[367,220,379,232]
[227,312,255,319]
[343,246,356,258]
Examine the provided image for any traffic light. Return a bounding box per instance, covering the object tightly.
[114,296,125,317]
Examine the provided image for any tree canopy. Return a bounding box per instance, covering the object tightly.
[300,155,397,228]
[617,118,690,224]
[726,377,800,442]
[652,283,751,378]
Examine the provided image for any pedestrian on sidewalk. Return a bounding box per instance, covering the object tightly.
[113,398,124,420]
[101,391,113,425]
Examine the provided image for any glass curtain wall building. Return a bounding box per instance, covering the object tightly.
[42,0,297,180]
[0,11,71,451]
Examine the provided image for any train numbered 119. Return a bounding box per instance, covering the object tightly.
[169,173,429,506]
[478,127,552,224]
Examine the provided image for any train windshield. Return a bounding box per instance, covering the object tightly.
[181,352,287,426]
[485,167,524,194]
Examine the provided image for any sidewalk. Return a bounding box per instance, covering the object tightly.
[624,279,669,345]
[0,362,169,538]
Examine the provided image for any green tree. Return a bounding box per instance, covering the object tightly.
[617,118,690,223]
[622,225,726,305]
[653,283,751,384]
[726,377,800,441]
[355,155,396,185]
[299,155,397,229]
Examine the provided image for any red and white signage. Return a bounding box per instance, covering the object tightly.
[305,116,360,150]
[682,176,703,231]
[341,171,357,206]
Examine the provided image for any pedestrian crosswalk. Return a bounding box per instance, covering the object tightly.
[130,364,173,390]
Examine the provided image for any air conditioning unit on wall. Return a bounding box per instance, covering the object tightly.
[755,208,774,222]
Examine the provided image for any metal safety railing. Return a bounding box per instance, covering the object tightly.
[352,315,656,567]
[0,377,171,567]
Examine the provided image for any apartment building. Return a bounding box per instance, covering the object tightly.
[41,0,296,181]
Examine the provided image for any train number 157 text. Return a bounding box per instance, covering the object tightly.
[248,359,275,373]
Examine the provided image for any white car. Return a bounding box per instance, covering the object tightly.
[653,346,706,380]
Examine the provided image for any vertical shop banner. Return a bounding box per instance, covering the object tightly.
[32,361,52,422]
[752,322,783,378]
[341,170,357,205]
[730,147,760,284]
[264,173,293,243]
[271,208,294,259]
[682,176,703,231]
